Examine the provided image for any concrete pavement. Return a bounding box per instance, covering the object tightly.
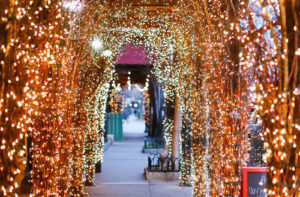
[86,132,192,197]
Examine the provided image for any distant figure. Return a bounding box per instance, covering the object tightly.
[123,104,131,123]
[160,145,169,170]
[160,145,169,159]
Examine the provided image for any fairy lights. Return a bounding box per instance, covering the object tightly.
[63,0,83,12]
[102,50,112,57]
[0,0,299,196]
[91,38,103,51]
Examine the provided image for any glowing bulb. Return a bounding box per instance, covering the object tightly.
[102,50,112,57]
[63,0,83,12]
[91,39,102,50]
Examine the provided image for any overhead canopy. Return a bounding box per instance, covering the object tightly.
[116,44,151,65]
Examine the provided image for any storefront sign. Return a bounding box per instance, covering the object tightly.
[242,167,267,197]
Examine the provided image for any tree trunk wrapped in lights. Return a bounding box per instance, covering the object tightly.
[187,0,251,195]
[239,0,299,195]
[179,73,195,187]
[0,0,298,196]
[143,91,151,131]
[190,79,209,196]
[180,112,193,186]
[0,0,27,195]
[163,97,175,154]
[0,0,75,195]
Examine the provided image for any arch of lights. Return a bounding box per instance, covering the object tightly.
[0,0,298,196]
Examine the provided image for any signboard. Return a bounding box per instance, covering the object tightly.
[242,167,267,197]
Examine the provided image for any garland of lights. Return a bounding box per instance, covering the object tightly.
[136,75,150,92]
[239,1,299,195]
[143,91,151,128]
[179,112,193,186]
[163,97,175,155]
[0,0,298,196]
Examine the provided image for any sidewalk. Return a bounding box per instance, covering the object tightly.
[86,132,192,197]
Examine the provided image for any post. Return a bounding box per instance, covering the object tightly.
[172,94,181,170]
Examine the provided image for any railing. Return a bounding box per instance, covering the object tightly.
[144,137,165,149]
[147,154,181,172]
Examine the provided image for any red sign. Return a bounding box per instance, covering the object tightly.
[242,167,268,197]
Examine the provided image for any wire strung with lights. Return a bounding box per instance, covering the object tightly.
[0,0,298,196]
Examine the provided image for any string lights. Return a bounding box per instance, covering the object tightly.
[0,0,298,196]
